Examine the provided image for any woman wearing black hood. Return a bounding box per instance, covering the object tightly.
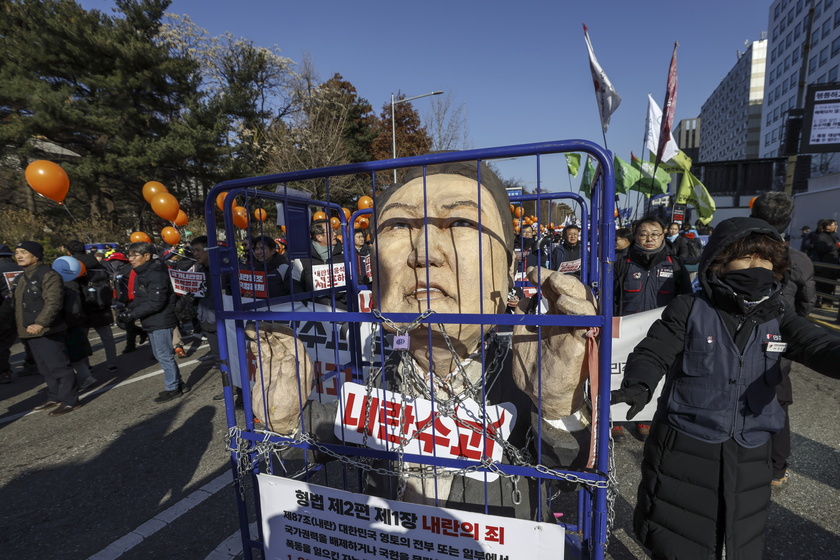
[611,217,840,560]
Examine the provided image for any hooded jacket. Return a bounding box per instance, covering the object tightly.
[626,217,840,559]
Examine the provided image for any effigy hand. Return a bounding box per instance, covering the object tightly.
[512,267,597,419]
[246,323,314,434]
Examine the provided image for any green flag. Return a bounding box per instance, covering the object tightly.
[579,156,597,198]
[630,154,671,197]
[565,153,582,177]
[658,149,693,173]
[613,155,640,195]
[676,170,716,224]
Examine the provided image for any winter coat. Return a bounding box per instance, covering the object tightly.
[812,230,839,263]
[13,262,66,339]
[613,244,691,316]
[127,259,177,331]
[291,242,347,308]
[783,247,816,317]
[0,257,22,338]
[72,252,114,328]
[549,241,582,275]
[623,217,840,559]
[63,280,92,362]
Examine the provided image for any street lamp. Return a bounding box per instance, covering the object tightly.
[391,90,444,183]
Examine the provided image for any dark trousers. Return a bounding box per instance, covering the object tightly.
[0,328,16,373]
[770,360,793,479]
[28,334,78,406]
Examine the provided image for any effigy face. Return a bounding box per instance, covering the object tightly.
[371,174,511,353]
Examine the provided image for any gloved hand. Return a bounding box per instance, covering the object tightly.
[117,309,134,324]
[610,380,651,421]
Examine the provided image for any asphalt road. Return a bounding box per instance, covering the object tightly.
[1,324,838,560]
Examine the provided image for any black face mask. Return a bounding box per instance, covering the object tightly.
[720,267,775,302]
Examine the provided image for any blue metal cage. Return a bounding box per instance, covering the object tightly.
[205,140,616,560]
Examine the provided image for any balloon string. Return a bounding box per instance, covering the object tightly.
[61,202,93,244]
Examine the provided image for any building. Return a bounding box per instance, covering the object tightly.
[673,117,701,163]
[699,38,767,162]
[761,0,840,159]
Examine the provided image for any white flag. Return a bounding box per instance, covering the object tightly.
[583,25,621,133]
[645,94,680,164]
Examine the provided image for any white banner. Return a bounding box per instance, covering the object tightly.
[311,263,347,291]
[610,307,665,423]
[258,474,566,560]
[336,383,516,481]
[168,269,206,297]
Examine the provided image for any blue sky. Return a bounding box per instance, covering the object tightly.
[79,0,772,192]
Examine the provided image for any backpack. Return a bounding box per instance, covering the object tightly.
[83,278,114,311]
[682,235,702,265]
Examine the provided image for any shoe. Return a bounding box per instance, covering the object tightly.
[154,387,183,403]
[0,371,11,384]
[197,353,216,362]
[106,364,119,373]
[213,391,225,401]
[49,404,80,416]
[79,377,98,392]
[234,395,244,409]
[611,425,626,441]
[138,334,147,345]
[122,346,136,354]
[174,345,187,359]
[33,400,60,411]
[637,423,651,439]
[771,470,791,488]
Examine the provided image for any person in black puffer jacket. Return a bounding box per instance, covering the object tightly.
[750,192,817,487]
[66,240,117,372]
[612,217,840,560]
[118,242,183,402]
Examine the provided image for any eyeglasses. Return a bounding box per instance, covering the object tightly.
[637,232,663,240]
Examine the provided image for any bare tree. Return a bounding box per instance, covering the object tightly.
[425,92,469,151]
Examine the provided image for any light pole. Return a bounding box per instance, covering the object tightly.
[391,90,444,183]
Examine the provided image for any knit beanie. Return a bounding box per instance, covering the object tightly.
[16,241,44,260]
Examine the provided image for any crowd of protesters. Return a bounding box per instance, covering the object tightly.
[0,218,372,415]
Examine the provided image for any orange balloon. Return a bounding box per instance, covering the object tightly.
[336,234,343,243]
[130,231,152,244]
[330,216,340,230]
[161,226,180,245]
[357,196,373,210]
[253,208,267,222]
[514,225,521,234]
[748,196,757,209]
[232,206,249,229]
[514,206,523,218]
[25,160,70,203]
[342,208,352,221]
[312,211,327,222]
[510,204,515,214]
[174,209,188,226]
[151,193,180,221]
[142,181,168,203]
[216,191,228,211]
[357,216,370,229]
[78,261,87,278]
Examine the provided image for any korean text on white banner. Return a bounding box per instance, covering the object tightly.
[258,474,567,560]
[168,269,206,297]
